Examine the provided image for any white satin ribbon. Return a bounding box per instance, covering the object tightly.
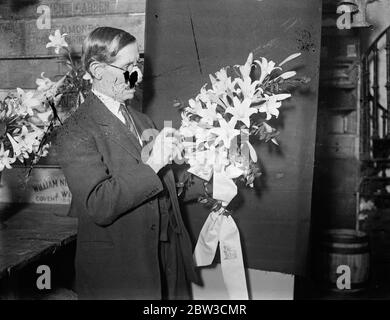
[193,170,248,300]
[193,208,248,300]
[212,169,238,206]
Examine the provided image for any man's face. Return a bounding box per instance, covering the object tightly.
[100,42,141,102]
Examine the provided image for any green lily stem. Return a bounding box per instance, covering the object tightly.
[63,47,77,77]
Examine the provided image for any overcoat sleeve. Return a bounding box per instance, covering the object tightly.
[53,121,164,227]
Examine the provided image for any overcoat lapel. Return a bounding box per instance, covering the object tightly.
[83,93,145,161]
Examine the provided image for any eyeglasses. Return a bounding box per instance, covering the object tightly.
[106,64,139,88]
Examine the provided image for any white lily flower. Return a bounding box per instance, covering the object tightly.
[198,102,219,126]
[254,57,281,84]
[36,72,55,92]
[16,88,40,115]
[179,112,195,128]
[215,68,229,82]
[238,52,253,79]
[0,142,15,171]
[210,116,240,149]
[209,74,230,98]
[46,29,68,54]
[37,143,51,158]
[7,133,29,162]
[3,98,17,117]
[179,115,198,139]
[42,74,67,100]
[188,99,219,126]
[234,74,261,100]
[258,95,281,120]
[194,126,211,147]
[257,94,291,120]
[199,83,230,109]
[196,84,212,104]
[14,126,40,153]
[225,97,257,128]
[214,68,236,92]
[188,98,203,113]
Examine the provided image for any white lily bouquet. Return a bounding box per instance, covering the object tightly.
[174,52,306,299]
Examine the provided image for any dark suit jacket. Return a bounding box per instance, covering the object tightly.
[53,92,199,299]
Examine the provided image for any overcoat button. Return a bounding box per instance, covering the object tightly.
[150,224,156,231]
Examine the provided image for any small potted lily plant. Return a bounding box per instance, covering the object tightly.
[0,29,92,174]
[0,29,91,229]
[45,29,92,118]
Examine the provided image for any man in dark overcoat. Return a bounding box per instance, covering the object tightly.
[53,27,201,300]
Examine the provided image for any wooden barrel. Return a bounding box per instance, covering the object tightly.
[317,229,370,292]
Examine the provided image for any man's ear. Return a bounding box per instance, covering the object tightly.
[89,61,104,80]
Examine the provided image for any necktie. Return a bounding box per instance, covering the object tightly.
[119,104,141,145]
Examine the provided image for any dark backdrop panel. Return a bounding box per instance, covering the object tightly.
[144,0,322,276]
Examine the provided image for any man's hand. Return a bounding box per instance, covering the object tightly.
[146,127,183,173]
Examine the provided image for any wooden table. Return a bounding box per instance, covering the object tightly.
[0,203,77,281]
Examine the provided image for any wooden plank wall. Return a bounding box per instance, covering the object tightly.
[0,0,146,204]
[0,0,145,89]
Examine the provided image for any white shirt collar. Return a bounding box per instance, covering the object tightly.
[91,88,122,117]
[91,89,143,145]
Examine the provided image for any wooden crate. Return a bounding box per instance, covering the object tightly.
[0,0,146,89]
